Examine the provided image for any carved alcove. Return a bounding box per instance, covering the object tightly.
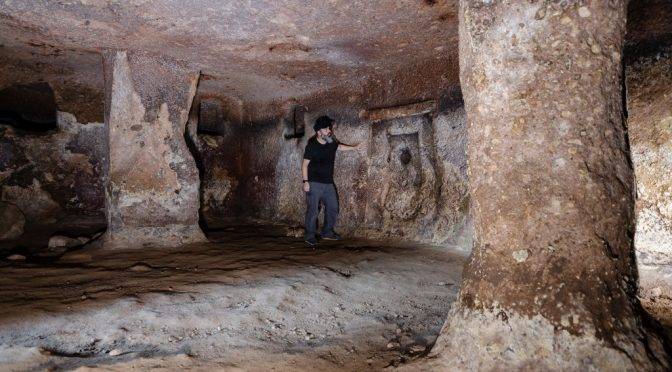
[364,115,438,237]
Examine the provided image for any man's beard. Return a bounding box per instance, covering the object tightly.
[319,132,334,143]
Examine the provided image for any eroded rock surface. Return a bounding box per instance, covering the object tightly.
[627,46,672,328]
[0,201,24,241]
[101,51,206,248]
[190,105,470,247]
[0,226,466,371]
[0,0,671,370]
[0,112,105,253]
[0,0,460,122]
[420,1,670,370]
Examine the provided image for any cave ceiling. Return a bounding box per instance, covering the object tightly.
[0,0,670,122]
[0,0,460,119]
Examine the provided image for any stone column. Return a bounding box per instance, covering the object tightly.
[425,1,670,370]
[627,48,672,328]
[101,51,206,248]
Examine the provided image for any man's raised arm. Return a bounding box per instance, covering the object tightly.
[337,142,361,151]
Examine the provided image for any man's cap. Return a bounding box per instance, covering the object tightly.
[313,115,334,132]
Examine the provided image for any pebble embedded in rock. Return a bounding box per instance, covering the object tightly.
[409,344,426,354]
[48,235,80,248]
[128,263,153,272]
[108,349,122,356]
[578,7,591,18]
[512,250,529,263]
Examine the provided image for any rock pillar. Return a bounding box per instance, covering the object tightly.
[101,51,206,248]
[425,1,670,370]
[627,47,672,328]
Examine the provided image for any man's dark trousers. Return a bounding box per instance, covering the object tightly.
[305,182,339,239]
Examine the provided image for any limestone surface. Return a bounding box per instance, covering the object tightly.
[0,0,671,370]
[191,108,470,247]
[0,201,24,241]
[101,51,206,248]
[627,47,672,328]
[426,1,670,369]
[0,112,105,253]
[0,0,461,121]
[0,226,467,370]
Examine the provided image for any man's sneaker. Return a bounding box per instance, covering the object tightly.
[321,232,341,241]
[305,237,317,246]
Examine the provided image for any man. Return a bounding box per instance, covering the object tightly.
[302,115,359,246]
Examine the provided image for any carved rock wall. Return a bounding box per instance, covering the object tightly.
[0,112,105,253]
[196,107,470,247]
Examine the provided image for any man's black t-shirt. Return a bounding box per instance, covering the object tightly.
[303,136,338,184]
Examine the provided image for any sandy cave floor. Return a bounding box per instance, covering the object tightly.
[0,223,468,371]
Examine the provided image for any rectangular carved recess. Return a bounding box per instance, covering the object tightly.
[293,105,306,137]
[283,105,306,139]
[359,100,435,123]
[198,99,225,135]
